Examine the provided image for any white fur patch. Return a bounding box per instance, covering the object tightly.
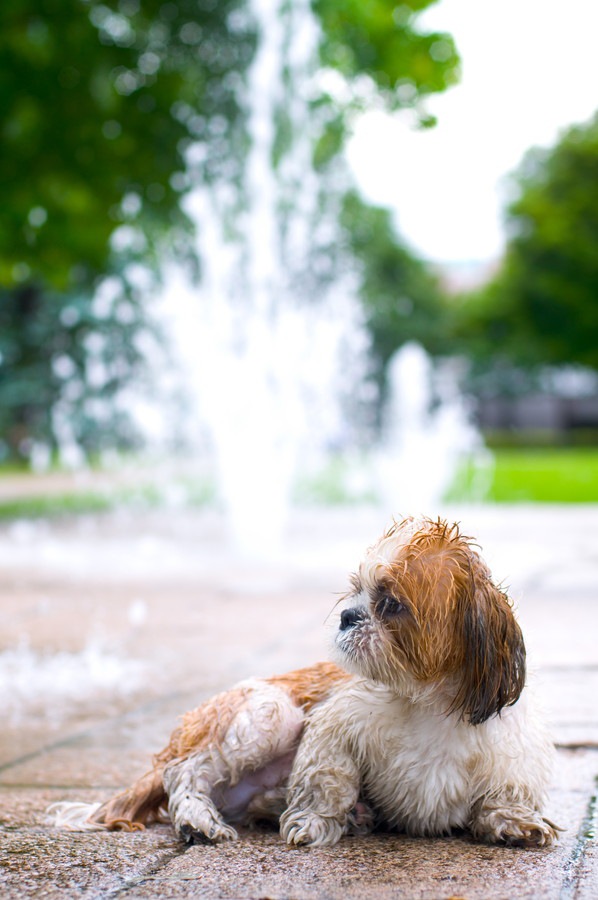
[46,801,106,831]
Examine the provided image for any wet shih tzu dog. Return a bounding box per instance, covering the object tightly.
[50,517,558,848]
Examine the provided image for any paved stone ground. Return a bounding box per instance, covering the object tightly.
[0,504,597,899]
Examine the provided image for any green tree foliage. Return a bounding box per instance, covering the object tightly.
[0,0,458,292]
[1,0,254,459]
[0,280,150,460]
[0,0,459,461]
[315,0,459,122]
[341,191,447,384]
[458,113,598,378]
[0,0,255,290]
[311,0,459,170]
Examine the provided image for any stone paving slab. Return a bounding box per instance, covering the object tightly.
[576,838,598,900]
[0,749,593,900]
[1,505,597,898]
[118,828,581,900]
[0,828,180,899]
[1,744,594,900]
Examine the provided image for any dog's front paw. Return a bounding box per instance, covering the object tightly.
[280,810,344,847]
[178,818,238,844]
[172,799,238,845]
[499,816,560,849]
[473,807,560,849]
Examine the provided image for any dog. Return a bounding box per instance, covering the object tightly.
[50,516,559,848]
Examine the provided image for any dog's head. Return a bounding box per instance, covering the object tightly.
[334,517,526,725]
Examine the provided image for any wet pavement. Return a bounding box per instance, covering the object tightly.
[1,504,597,899]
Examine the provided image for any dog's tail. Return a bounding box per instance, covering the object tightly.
[48,765,167,832]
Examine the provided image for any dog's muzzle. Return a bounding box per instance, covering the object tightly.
[339,607,366,631]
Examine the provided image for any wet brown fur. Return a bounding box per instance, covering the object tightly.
[360,517,525,724]
[268,660,350,711]
[88,661,347,831]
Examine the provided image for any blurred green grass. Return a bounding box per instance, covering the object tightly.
[0,491,114,519]
[0,448,597,519]
[448,448,598,503]
[0,476,215,520]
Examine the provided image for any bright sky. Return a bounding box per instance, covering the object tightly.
[346,0,598,264]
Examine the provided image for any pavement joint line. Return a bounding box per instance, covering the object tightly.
[555,742,598,751]
[88,846,187,900]
[0,688,192,777]
[559,774,598,900]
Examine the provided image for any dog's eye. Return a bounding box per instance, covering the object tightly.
[376,595,404,618]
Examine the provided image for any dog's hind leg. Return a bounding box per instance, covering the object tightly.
[50,664,343,839]
[163,680,305,843]
[163,752,238,843]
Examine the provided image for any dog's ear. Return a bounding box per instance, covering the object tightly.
[453,568,526,726]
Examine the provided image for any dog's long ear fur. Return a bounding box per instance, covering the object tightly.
[453,567,526,726]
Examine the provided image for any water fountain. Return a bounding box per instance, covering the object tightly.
[100,0,488,553]
[155,0,368,556]
[376,342,491,513]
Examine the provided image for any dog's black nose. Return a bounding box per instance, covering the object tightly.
[340,607,363,631]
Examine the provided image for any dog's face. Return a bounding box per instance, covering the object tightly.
[334,517,526,725]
